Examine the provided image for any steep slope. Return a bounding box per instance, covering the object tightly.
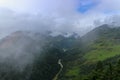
[0,31,80,80]
[84,25,120,63]
[81,24,110,44]
[0,31,45,64]
[1,24,120,80]
[60,24,120,80]
[0,31,60,80]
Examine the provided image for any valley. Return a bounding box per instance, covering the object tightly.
[53,59,63,80]
[0,0,120,80]
[0,24,120,80]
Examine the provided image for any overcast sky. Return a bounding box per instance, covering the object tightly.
[0,0,120,37]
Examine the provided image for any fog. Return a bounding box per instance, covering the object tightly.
[0,0,120,73]
[0,8,111,38]
[0,31,46,71]
[0,0,120,38]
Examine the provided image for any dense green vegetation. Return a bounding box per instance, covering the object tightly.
[86,60,120,80]
[0,32,79,80]
[1,24,120,80]
[84,39,120,62]
[59,25,120,80]
[0,46,63,80]
[29,47,63,80]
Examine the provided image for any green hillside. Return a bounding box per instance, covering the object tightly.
[84,39,120,63]
[59,25,120,80]
[84,25,120,63]
[0,25,120,80]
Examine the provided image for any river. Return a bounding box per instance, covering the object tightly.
[53,59,63,80]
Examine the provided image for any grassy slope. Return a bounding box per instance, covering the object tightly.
[84,39,120,63]
[60,26,120,80]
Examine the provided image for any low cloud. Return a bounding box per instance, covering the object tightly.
[0,0,120,38]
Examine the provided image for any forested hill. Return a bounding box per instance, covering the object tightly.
[0,24,120,80]
[0,31,80,80]
[59,24,120,80]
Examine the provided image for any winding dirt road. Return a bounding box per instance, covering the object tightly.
[53,59,63,80]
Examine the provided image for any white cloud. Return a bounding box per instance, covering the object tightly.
[0,0,80,14]
[0,0,120,38]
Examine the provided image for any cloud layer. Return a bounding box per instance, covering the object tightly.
[0,0,120,38]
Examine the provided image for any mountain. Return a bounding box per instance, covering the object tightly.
[0,31,80,80]
[1,24,120,80]
[59,24,120,80]
[83,24,120,62]
[81,24,110,44]
[0,31,44,66]
[0,31,58,80]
